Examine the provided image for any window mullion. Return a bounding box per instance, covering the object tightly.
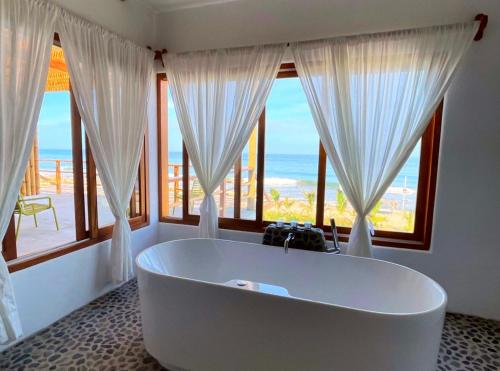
[85,136,99,239]
[256,109,266,225]
[157,76,169,218]
[70,86,87,240]
[2,215,17,261]
[412,100,442,242]
[129,186,137,218]
[182,142,190,220]
[234,157,242,219]
[139,135,148,219]
[316,142,327,228]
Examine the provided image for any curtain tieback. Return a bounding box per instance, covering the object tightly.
[357,213,375,236]
[114,215,131,233]
[368,220,375,236]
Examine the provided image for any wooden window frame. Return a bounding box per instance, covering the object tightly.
[158,64,441,251]
[2,34,150,272]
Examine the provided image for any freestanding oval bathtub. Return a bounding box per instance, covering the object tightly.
[136,238,446,371]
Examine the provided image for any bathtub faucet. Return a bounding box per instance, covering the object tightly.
[284,232,295,254]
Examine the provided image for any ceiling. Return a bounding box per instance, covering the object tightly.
[143,0,244,12]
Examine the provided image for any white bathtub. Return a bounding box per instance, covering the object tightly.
[136,238,446,371]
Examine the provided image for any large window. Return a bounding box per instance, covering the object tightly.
[158,64,440,250]
[263,77,320,224]
[2,37,149,271]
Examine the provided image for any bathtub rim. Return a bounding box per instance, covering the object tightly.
[136,238,447,317]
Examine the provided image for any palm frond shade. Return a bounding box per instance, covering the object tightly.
[45,45,69,92]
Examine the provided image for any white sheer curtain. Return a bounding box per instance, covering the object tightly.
[58,13,153,283]
[0,0,58,343]
[292,22,477,257]
[163,45,285,238]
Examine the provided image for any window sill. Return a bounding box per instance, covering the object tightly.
[7,218,149,273]
[333,232,429,251]
[159,217,430,251]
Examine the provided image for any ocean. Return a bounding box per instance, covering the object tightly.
[39,149,77,171]
[39,149,420,190]
[164,151,419,190]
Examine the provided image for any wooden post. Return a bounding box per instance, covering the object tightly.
[33,132,40,194]
[24,159,31,196]
[55,160,62,194]
[29,147,36,195]
[247,126,257,210]
[20,175,27,196]
[19,132,40,197]
[219,181,225,217]
[173,165,180,213]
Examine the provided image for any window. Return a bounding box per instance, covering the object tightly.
[323,141,421,233]
[263,77,320,224]
[158,64,441,250]
[161,88,184,218]
[239,132,259,220]
[2,36,149,271]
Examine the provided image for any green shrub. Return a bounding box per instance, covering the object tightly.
[336,188,347,214]
[270,188,280,208]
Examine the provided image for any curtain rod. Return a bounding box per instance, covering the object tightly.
[147,47,167,67]
[151,13,488,62]
[474,13,488,41]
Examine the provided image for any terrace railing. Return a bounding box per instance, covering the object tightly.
[166,163,256,216]
[38,159,75,194]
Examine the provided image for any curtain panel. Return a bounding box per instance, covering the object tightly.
[57,12,154,283]
[0,0,59,343]
[292,22,477,257]
[163,45,285,238]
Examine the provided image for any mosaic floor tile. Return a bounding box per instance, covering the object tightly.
[1,280,498,370]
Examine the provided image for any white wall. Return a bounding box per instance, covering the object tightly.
[49,0,158,47]
[156,0,500,321]
[156,0,483,52]
[4,226,156,349]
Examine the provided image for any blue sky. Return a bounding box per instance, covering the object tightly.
[167,77,319,155]
[38,92,72,150]
[38,77,419,158]
[39,77,318,154]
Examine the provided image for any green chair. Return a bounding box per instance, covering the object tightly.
[170,183,184,215]
[14,194,60,239]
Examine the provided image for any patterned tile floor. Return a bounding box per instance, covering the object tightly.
[1,279,499,370]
